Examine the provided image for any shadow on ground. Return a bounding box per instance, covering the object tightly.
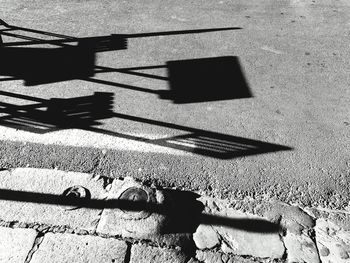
[0,19,292,158]
[0,19,249,103]
[0,188,281,234]
[0,91,292,159]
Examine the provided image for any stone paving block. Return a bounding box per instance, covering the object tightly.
[214,209,285,258]
[217,224,285,259]
[283,231,320,263]
[193,224,220,250]
[129,244,187,263]
[97,178,191,247]
[97,178,166,237]
[30,233,128,263]
[0,226,38,263]
[259,202,315,235]
[0,168,106,230]
[315,218,350,262]
[201,199,285,259]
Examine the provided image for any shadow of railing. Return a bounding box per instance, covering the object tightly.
[0,188,281,234]
[0,90,292,159]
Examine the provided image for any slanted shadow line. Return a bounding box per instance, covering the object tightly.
[0,188,281,233]
[0,18,241,48]
[94,65,168,81]
[85,77,159,95]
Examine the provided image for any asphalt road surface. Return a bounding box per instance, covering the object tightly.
[0,0,349,209]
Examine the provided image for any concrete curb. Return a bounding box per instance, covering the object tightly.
[0,168,349,262]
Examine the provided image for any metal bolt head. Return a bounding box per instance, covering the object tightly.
[118,186,154,220]
[119,187,148,202]
[62,185,90,210]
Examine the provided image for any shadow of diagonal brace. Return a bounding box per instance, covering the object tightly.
[0,188,280,233]
[0,17,240,48]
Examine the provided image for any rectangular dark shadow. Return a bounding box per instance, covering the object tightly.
[0,45,95,86]
[166,56,252,103]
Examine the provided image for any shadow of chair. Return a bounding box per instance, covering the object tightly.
[0,90,292,159]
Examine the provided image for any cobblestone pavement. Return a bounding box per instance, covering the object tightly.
[0,168,349,262]
[0,0,349,212]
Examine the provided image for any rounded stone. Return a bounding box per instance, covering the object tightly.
[193,225,220,250]
[319,246,330,257]
[339,249,349,259]
[119,187,149,203]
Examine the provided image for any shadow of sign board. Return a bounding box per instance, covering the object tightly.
[0,47,251,103]
[165,56,251,103]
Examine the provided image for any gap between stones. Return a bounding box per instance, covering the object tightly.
[1,169,349,262]
[123,242,132,263]
[0,217,185,251]
[24,232,45,263]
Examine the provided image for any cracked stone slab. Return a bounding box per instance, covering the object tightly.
[199,197,285,259]
[283,231,320,263]
[0,168,106,230]
[315,218,350,262]
[97,177,192,247]
[258,202,315,235]
[193,224,220,250]
[30,233,128,263]
[217,222,285,258]
[0,226,38,263]
[97,177,166,238]
[129,244,187,263]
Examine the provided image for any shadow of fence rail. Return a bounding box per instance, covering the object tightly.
[0,188,281,234]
